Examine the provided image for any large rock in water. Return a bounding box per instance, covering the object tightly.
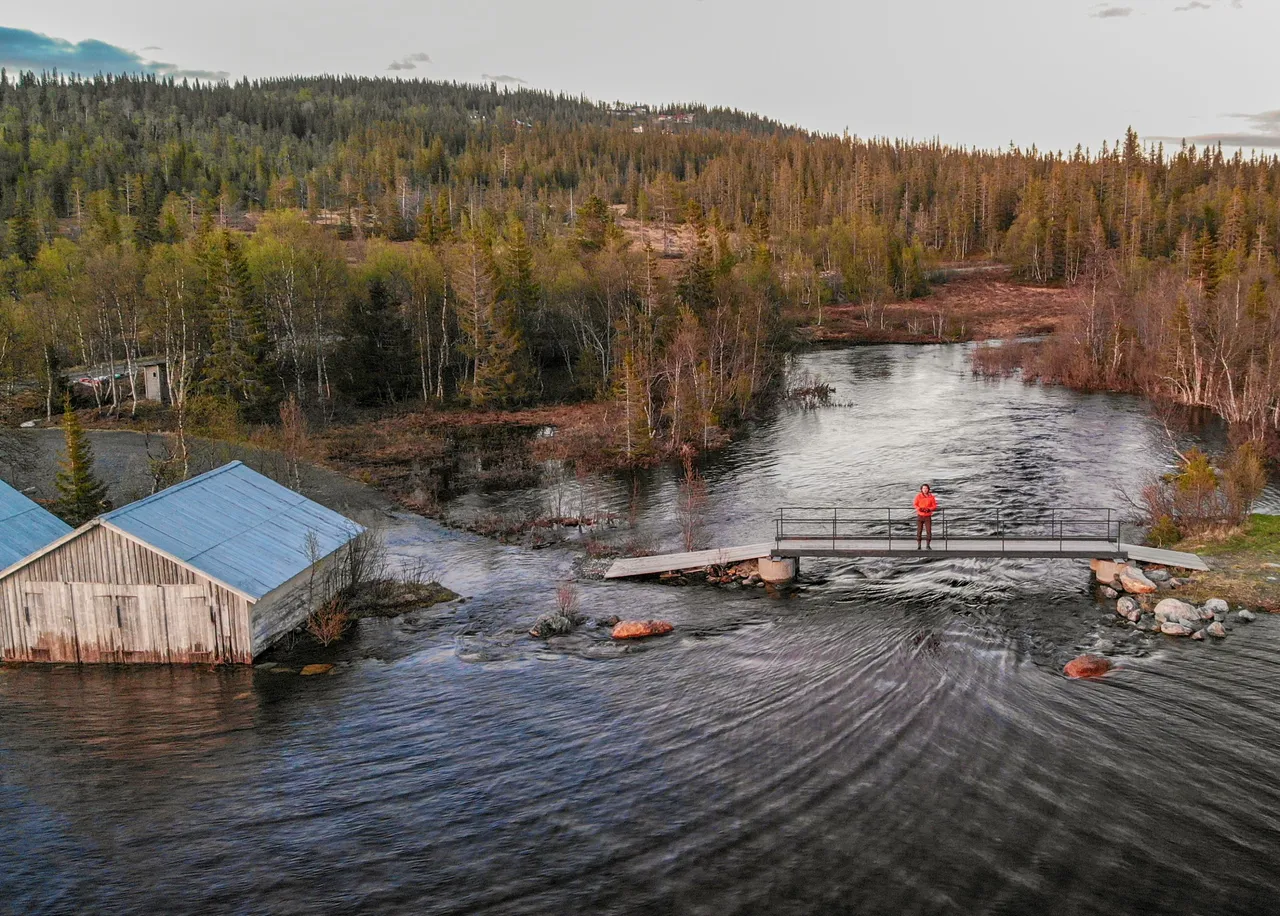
[1064,655,1113,679]
[1118,567,1158,595]
[1206,622,1227,638]
[1091,558,1127,586]
[1154,599,1201,626]
[1160,622,1195,637]
[1116,596,1142,622]
[530,613,576,638]
[612,620,675,640]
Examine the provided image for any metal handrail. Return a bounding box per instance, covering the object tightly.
[775,506,1120,549]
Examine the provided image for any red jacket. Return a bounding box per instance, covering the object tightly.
[914,493,938,517]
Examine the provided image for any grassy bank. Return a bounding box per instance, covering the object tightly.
[1171,515,1280,611]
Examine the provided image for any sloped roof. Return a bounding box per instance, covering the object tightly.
[100,462,363,600]
[0,479,73,570]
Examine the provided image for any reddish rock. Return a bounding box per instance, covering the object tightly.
[1118,568,1158,595]
[1064,655,1113,680]
[300,664,334,676]
[611,620,675,640]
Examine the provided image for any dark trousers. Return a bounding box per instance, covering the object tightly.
[916,515,933,545]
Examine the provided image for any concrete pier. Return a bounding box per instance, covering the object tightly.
[758,556,798,584]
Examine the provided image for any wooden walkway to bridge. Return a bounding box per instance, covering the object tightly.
[605,506,1210,579]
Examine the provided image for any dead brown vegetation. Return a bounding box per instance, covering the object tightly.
[793,270,1075,345]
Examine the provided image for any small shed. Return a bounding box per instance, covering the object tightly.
[0,462,364,665]
[0,479,73,570]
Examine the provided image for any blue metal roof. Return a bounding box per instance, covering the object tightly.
[101,462,363,599]
[0,479,73,570]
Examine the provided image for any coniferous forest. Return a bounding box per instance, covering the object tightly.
[1,72,1278,467]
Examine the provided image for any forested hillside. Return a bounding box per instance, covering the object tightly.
[1,72,1278,463]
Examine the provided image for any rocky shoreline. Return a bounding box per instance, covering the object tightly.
[1092,559,1259,643]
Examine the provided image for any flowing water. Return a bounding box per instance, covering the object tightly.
[3,345,1279,915]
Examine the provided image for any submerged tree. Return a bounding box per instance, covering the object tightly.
[53,397,112,526]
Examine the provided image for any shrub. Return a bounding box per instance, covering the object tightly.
[307,596,350,646]
[1224,442,1267,524]
[1148,514,1182,548]
[556,581,582,622]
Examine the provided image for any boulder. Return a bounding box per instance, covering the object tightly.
[596,615,621,628]
[1203,598,1230,616]
[1118,567,1158,595]
[300,664,334,676]
[1101,586,1119,600]
[1160,622,1195,637]
[1146,569,1172,582]
[1206,622,1227,638]
[1091,558,1127,586]
[1191,629,1205,641]
[1115,597,1142,623]
[1237,610,1257,623]
[1154,599,1201,626]
[530,613,576,638]
[1064,655,1113,679]
[612,620,675,640]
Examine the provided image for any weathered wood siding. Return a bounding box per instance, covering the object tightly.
[0,524,253,664]
[250,546,346,656]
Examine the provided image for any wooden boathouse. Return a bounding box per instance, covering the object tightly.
[0,462,363,665]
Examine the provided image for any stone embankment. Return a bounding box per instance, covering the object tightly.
[1091,559,1258,643]
[656,558,798,589]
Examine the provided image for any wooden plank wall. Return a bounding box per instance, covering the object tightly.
[0,525,254,664]
[250,547,345,656]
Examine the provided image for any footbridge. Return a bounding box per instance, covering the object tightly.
[604,506,1209,580]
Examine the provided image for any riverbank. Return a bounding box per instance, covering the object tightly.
[789,268,1076,345]
[1169,515,1280,612]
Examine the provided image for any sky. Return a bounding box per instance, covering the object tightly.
[2,0,1278,153]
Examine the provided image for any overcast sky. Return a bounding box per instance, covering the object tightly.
[2,0,1278,153]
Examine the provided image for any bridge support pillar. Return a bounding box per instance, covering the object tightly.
[759,556,797,585]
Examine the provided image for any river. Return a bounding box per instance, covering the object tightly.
[2,344,1278,915]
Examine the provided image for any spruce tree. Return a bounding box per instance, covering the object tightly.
[338,278,413,406]
[53,397,111,526]
[200,230,273,420]
[9,197,40,265]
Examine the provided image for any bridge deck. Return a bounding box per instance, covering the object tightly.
[604,539,1209,579]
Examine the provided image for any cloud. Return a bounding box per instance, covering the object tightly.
[1149,109,1280,149]
[482,73,526,85]
[1092,5,1134,17]
[1173,0,1243,8]
[0,27,227,80]
[387,52,431,72]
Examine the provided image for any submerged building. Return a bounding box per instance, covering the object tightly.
[0,462,363,665]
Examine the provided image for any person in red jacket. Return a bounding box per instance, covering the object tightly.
[914,484,938,549]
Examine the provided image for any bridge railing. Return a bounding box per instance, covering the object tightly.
[774,507,1121,552]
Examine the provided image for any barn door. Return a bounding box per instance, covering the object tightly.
[89,592,127,663]
[14,584,75,663]
[161,585,219,664]
[89,588,170,664]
